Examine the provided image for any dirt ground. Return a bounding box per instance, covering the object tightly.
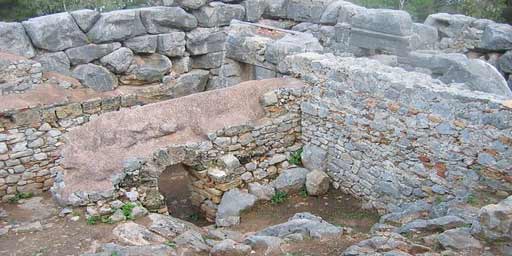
[0,188,379,256]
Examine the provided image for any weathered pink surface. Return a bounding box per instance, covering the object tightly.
[58,78,305,200]
[0,84,122,112]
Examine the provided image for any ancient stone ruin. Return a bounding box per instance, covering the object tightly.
[1,1,512,256]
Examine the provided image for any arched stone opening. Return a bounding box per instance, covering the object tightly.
[157,163,210,226]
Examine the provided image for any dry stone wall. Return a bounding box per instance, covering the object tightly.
[280,52,512,212]
[0,91,141,201]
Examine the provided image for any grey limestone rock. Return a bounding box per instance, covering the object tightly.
[87,9,146,43]
[70,9,101,32]
[140,7,198,34]
[65,43,121,65]
[0,22,35,58]
[216,188,257,227]
[72,64,118,92]
[272,168,310,193]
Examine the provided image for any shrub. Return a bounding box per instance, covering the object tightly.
[289,148,303,166]
[121,202,136,219]
[8,192,33,204]
[271,191,288,205]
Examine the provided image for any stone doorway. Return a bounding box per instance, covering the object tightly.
[158,164,209,226]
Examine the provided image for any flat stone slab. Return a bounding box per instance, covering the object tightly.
[54,78,305,205]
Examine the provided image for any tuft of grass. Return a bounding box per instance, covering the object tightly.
[271,191,288,205]
[101,215,113,224]
[164,241,176,248]
[434,196,444,205]
[87,215,100,225]
[110,252,119,256]
[299,187,309,198]
[8,192,33,204]
[121,202,136,220]
[341,211,377,220]
[288,148,303,166]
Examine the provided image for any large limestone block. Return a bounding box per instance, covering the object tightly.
[70,9,101,32]
[216,188,257,227]
[478,196,512,241]
[120,54,172,85]
[140,7,198,34]
[301,144,327,172]
[65,43,121,65]
[186,27,226,55]
[34,52,71,74]
[424,13,476,38]
[175,0,208,9]
[265,33,323,65]
[100,47,134,74]
[272,168,310,193]
[72,64,118,92]
[157,32,186,57]
[305,170,330,196]
[286,0,335,23]
[163,69,209,97]
[351,9,413,36]
[22,12,88,51]
[193,2,245,27]
[123,35,158,54]
[255,212,342,239]
[0,22,35,58]
[87,9,146,43]
[480,23,512,51]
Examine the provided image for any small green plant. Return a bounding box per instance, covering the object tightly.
[164,241,176,248]
[8,192,33,204]
[271,191,288,205]
[466,194,478,206]
[288,148,303,166]
[101,215,113,224]
[121,202,136,219]
[110,252,119,256]
[87,215,100,225]
[299,187,309,198]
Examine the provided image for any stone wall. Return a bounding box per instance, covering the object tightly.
[280,52,512,212]
[0,54,43,95]
[0,90,142,201]
[121,87,303,219]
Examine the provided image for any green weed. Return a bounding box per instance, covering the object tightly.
[8,192,33,204]
[288,148,303,166]
[271,191,288,205]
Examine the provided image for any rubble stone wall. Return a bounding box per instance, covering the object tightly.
[281,52,512,212]
[0,92,141,201]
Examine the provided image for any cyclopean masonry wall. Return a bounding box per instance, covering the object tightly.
[279,52,512,212]
[51,78,304,220]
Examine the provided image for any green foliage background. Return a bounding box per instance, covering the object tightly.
[0,0,509,23]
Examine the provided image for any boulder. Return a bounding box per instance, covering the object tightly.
[398,215,465,234]
[480,23,512,51]
[72,64,118,92]
[191,52,224,69]
[22,12,88,52]
[193,2,245,27]
[174,230,209,253]
[123,35,158,54]
[65,43,121,65]
[0,22,35,58]
[164,69,209,97]
[70,9,101,32]
[216,188,257,227]
[100,47,135,74]
[305,170,330,196]
[243,235,283,256]
[301,144,327,172]
[112,222,167,246]
[140,7,198,33]
[499,50,512,74]
[148,213,200,239]
[412,23,438,50]
[34,52,71,74]
[82,243,176,256]
[437,228,483,251]
[157,32,186,57]
[441,58,512,97]
[210,239,252,256]
[218,154,241,170]
[120,54,172,85]
[248,182,275,201]
[285,0,334,23]
[186,27,226,55]
[478,195,512,241]
[424,13,476,38]
[342,232,429,256]
[174,0,208,10]
[265,33,323,65]
[272,168,310,193]
[87,10,146,43]
[351,9,413,36]
[243,0,267,22]
[255,212,342,239]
